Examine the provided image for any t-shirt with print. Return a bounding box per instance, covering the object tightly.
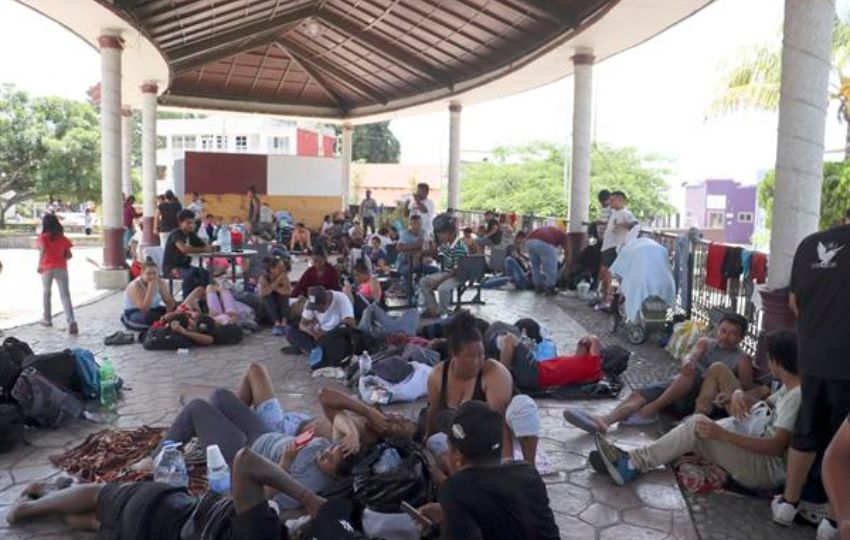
[438,237,468,272]
[439,461,560,540]
[602,208,638,252]
[763,384,803,484]
[790,225,850,379]
[38,233,72,271]
[302,290,354,332]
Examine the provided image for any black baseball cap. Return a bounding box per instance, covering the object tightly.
[306,286,330,310]
[447,401,503,461]
[514,318,542,343]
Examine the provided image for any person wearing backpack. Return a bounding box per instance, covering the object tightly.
[37,213,78,335]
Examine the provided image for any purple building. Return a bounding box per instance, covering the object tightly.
[684,179,756,244]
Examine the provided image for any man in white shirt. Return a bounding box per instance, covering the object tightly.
[598,191,639,309]
[256,201,275,240]
[300,285,355,336]
[405,183,436,238]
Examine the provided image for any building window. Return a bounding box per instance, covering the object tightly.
[215,135,227,150]
[708,211,725,229]
[200,135,215,150]
[737,212,754,223]
[235,135,248,152]
[268,136,290,154]
[184,135,196,150]
[172,135,184,149]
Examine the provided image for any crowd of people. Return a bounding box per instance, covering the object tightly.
[19,181,850,540]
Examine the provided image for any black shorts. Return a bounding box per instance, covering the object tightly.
[97,482,195,540]
[791,375,850,453]
[601,248,617,268]
[636,376,701,416]
[228,500,281,540]
[510,343,540,391]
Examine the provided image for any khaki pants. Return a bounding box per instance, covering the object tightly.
[695,362,742,415]
[418,272,458,317]
[629,414,784,490]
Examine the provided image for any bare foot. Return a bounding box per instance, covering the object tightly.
[7,500,31,525]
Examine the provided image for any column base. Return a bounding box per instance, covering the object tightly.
[754,287,797,368]
[141,216,159,247]
[93,268,129,290]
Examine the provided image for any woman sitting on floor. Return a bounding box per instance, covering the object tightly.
[257,257,291,336]
[121,260,177,330]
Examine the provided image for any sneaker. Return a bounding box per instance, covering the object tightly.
[816,519,838,540]
[587,450,609,477]
[271,326,285,336]
[771,495,798,527]
[799,500,830,526]
[594,433,637,485]
[280,345,302,355]
[562,407,604,435]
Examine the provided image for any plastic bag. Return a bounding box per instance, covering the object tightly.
[665,320,706,360]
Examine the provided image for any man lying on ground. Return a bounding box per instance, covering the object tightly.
[8,446,367,539]
[592,331,801,492]
[498,333,603,392]
[417,401,560,540]
[563,312,751,433]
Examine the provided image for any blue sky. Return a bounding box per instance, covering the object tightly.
[2,0,848,201]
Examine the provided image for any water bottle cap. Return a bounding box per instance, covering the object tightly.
[206,444,226,467]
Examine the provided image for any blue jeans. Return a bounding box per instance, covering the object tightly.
[525,238,558,289]
[504,256,531,290]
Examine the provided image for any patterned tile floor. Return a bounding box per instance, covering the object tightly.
[0,282,797,540]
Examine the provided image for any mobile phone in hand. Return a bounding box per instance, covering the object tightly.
[295,428,315,448]
[401,501,433,528]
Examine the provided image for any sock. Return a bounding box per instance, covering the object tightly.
[827,518,837,528]
[626,457,637,471]
[780,496,799,508]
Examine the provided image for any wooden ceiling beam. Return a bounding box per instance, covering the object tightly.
[167,4,315,63]
[275,38,388,104]
[496,0,570,25]
[317,10,447,84]
[172,31,291,74]
[147,0,277,35]
[277,42,348,110]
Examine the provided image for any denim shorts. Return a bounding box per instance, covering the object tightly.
[255,398,312,437]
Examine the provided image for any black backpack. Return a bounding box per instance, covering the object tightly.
[601,345,631,377]
[0,403,24,452]
[317,327,377,370]
[0,337,33,402]
[22,351,79,394]
[352,438,432,514]
[142,327,195,350]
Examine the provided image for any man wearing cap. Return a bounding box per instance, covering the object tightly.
[283,285,355,357]
[419,401,560,540]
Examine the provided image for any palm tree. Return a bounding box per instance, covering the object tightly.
[710,16,850,160]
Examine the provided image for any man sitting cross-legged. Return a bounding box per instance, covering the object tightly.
[7,446,368,539]
[563,312,752,433]
[591,331,800,490]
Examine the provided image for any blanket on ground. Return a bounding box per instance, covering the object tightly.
[50,426,208,494]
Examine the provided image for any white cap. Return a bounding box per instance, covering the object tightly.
[206,444,226,468]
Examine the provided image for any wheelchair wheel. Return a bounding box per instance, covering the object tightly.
[609,313,620,333]
[627,324,647,345]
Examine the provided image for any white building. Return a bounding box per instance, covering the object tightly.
[156,116,335,191]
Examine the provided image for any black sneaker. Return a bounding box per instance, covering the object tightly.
[594,433,638,486]
[280,345,303,355]
[587,450,609,477]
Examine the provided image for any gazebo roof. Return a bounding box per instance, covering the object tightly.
[18,0,714,122]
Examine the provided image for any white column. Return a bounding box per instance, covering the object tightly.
[121,107,133,198]
[568,51,594,232]
[98,33,124,269]
[768,0,835,288]
[340,122,353,210]
[448,102,462,210]
[141,83,158,246]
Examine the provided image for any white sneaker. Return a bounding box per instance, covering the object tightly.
[816,519,838,540]
[799,500,830,526]
[771,495,798,527]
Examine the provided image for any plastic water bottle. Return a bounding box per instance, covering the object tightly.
[372,447,402,474]
[206,444,231,495]
[359,351,373,376]
[218,226,231,252]
[153,441,189,487]
[99,357,117,410]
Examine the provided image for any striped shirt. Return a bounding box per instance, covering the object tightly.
[439,237,468,271]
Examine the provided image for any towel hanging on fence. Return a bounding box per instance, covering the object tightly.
[741,250,754,281]
[721,246,743,279]
[705,243,728,291]
[749,252,767,284]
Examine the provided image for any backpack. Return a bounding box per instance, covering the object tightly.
[22,351,79,393]
[11,368,83,428]
[1,337,33,365]
[0,338,34,403]
[0,403,24,452]
[352,438,432,514]
[317,327,377,370]
[70,348,100,401]
[143,328,195,351]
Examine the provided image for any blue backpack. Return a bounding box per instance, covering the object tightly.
[70,348,100,401]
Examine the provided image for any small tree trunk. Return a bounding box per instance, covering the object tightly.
[845,119,850,161]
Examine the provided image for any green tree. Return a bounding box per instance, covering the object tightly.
[334,122,401,163]
[758,162,850,230]
[0,85,103,227]
[710,13,850,159]
[460,141,673,220]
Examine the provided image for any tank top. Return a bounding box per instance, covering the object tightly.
[437,357,487,423]
[698,343,743,374]
[123,279,163,311]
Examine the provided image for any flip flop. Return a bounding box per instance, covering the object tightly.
[562,407,603,435]
[620,413,658,427]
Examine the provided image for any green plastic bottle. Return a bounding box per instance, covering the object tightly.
[99,357,116,410]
